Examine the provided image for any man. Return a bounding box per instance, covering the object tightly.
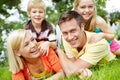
[56,11,116,78]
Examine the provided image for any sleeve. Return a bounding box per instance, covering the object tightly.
[12,71,25,80]
[48,48,62,72]
[48,33,56,41]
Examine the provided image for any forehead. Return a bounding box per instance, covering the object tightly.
[79,0,94,5]
[60,18,80,32]
[30,7,45,11]
[23,31,31,42]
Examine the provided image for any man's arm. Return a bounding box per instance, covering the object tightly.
[56,48,92,77]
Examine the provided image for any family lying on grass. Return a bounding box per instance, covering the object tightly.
[6,0,120,80]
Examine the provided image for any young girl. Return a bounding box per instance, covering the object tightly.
[73,0,120,56]
[7,29,64,80]
[24,0,56,55]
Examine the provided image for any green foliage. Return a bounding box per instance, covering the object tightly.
[0,0,21,17]
[109,11,120,24]
[47,0,74,25]
[115,23,120,39]
[96,0,108,20]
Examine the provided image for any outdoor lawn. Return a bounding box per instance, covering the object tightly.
[0,57,120,80]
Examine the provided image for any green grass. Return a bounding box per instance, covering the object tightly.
[0,67,11,80]
[1,57,120,80]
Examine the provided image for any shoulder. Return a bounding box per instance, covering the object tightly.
[23,20,31,29]
[96,16,106,26]
[12,71,25,80]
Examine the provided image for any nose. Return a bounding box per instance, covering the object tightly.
[85,8,89,12]
[67,33,73,41]
[30,41,36,48]
[36,12,40,16]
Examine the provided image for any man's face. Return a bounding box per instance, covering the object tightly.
[59,18,84,49]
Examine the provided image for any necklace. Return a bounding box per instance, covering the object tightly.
[31,70,46,78]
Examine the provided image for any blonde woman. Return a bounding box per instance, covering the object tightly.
[7,29,64,80]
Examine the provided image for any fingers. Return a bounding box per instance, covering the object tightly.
[85,68,92,77]
[46,48,49,56]
[77,68,92,79]
[39,49,47,56]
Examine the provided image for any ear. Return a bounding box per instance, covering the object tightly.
[81,23,85,31]
[14,50,21,57]
[27,12,31,18]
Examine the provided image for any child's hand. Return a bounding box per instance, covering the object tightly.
[38,41,50,56]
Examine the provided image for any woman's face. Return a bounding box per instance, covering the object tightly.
[18,31,40,59]
[76,0,95,22]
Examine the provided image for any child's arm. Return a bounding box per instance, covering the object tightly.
[96,16,114,41]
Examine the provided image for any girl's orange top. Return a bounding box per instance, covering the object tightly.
[12,42,62,80]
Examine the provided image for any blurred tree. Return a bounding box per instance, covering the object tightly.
[109,11,120,25]
[0,0,25,63]
[96,0,108,20]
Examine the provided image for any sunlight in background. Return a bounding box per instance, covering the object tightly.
[106,0,120,12]
[20,0,52,11]
[21,0,120,12]
[7,0,120,22]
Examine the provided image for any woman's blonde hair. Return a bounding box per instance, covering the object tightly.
[7,29,27,74]
[73,0,97,31]
[27,0,46,13]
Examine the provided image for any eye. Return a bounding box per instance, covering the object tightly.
[71,29,76,33]
[39,11,44,13]
[24,42,29,47]
[89,5,94,9]
[63,32,67,36]
[80,6,86,9]
[31,37,35,41]
[32,11,36,13]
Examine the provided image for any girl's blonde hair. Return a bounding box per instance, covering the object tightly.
[7,29,27,74]
[27,0,46,13]
[73,0,97,31]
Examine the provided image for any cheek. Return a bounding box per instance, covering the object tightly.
[63,35,67,41]
[76,8,81,13]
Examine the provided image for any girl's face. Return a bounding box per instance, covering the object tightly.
[76,0,95,22]
[28,8,45,25]
[18,32,40,59]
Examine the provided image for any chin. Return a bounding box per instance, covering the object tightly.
[70,44,78,48]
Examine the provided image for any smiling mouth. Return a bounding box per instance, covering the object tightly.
[30,47,38,54]
[35,18,41,20]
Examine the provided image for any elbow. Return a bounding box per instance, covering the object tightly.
[110,34,115,40]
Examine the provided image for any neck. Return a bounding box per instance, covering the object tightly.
[24,57,40,64]
[25,57,45,75]
[32,21,42,28]
[77,31,87,52]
